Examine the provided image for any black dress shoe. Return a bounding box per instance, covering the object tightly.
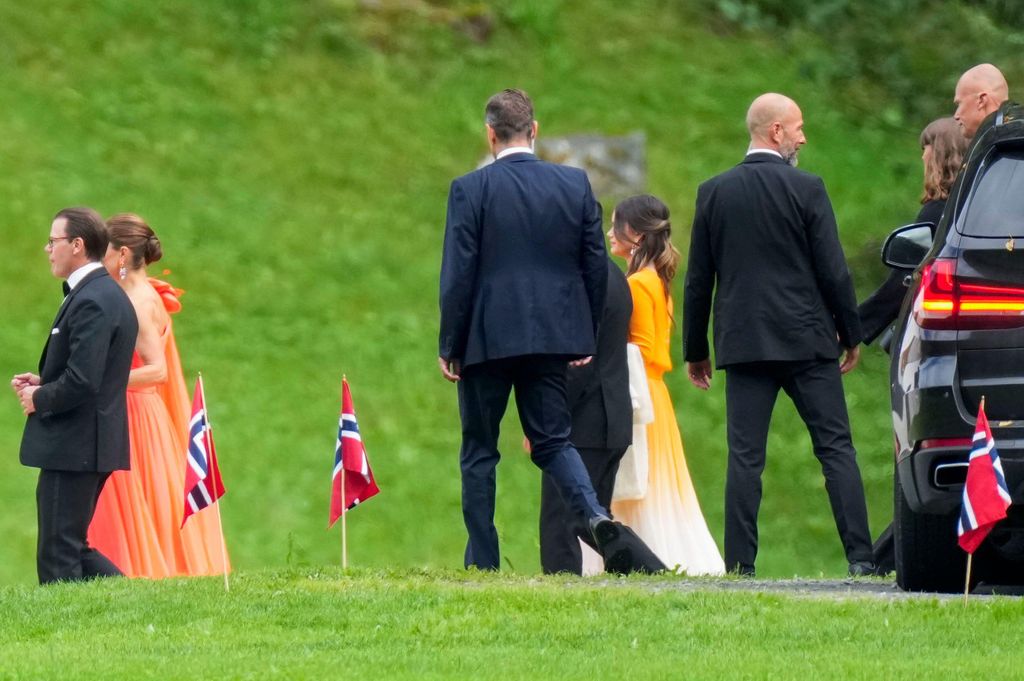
[590,516,668,575]
[848,561,878,577]
[589,515,633,574]
[734,564,755,578]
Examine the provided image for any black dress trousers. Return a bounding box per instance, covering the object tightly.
[723,359,873,572]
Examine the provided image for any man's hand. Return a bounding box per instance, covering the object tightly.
[11,373,40,394]
[568,356,593,368]
[438,356,461,382]
[687,359,713,390]
[839,345,860,374]
[17,385,39,415]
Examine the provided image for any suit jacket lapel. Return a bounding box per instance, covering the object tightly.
[40,269,108,369]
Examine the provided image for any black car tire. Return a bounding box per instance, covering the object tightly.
[894,464,969,592]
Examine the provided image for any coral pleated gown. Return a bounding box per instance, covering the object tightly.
[88,279,229,577]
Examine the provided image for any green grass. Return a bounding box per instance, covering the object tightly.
[1,569,1022,680]
[0,0,940,584]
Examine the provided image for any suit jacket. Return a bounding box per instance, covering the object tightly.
[858,199,945,344]
[683,153,862,368]
[20,268,138,472]
[566,259,632,450]
[439,152,608,367]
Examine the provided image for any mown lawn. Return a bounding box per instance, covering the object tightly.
[0,0,942,583]
[1,569,1021,680]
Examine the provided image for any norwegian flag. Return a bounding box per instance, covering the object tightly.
[329,378,379,527]
[182,377,226,527]
[958,405,1012,553]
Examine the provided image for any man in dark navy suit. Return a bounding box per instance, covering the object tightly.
[12,207,137,584]
[439,89,643,572]
[683,93,874,577]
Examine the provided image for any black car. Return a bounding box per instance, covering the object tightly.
[884,109,1024,592]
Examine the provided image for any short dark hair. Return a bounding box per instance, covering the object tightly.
[485,89,535,143]
[54,207,108,261]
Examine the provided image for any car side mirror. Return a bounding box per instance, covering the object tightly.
[882,222,934,269]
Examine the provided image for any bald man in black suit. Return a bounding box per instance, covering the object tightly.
[683,93,874,577]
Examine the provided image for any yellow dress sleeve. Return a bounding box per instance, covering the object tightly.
[628,273,658,366]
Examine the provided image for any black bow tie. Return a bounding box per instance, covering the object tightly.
[62,281,71,296]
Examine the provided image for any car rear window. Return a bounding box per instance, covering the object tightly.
[959,149,1024,237]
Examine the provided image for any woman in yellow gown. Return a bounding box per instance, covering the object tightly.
[88,214,229,577]
[608,195,724,575]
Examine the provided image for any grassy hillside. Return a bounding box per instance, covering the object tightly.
[3,570,1023,680]
[0,0,940,584]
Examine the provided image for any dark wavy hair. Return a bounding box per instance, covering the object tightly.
[920,117,968,203]
[612,194,680,298]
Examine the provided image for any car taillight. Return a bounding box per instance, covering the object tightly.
[914,259,958,329]
[913,258,1024,330]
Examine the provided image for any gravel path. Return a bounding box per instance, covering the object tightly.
[642,577,1024,600]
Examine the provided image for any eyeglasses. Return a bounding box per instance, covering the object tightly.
[46,236,76,248]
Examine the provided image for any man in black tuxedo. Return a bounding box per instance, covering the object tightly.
[12,207,137,584]
[439,89,648,572]
[682,93,875,577]
[538,258,632,574]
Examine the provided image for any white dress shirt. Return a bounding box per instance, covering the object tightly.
[66,261,105,291]
[496,146,534,160]
[746,147,783,159]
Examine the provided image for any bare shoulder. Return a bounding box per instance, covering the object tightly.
[129,284,170,332]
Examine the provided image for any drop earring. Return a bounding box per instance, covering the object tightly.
[118,258,127,281]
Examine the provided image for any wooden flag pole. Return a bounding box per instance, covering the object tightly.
[200,372,231,592]
[341,376,348,571]
[963,553,973,607]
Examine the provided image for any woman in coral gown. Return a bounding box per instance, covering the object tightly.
[88,213,229,578]
[607,195,724,575]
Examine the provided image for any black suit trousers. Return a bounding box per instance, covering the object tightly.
[457,356,606,570]
[36,470,123,584]
[723,359,873,572]
[539,446,626,574]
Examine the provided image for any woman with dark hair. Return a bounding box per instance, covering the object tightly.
[607,195,724,575]
[88,214,229,577]
[859,117,968,343]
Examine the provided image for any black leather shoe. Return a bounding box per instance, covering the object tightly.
[848,561,878,577]
[589,515,633,574]
[734,564,755,578]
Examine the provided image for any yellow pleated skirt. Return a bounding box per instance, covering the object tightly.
[612,376,725,575]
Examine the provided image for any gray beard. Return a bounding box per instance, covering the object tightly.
[782,150,799,167]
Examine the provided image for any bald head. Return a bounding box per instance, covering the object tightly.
[746,93,805,165]
[954,63,1009,139]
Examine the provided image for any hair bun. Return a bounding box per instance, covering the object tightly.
[144,235,163,265]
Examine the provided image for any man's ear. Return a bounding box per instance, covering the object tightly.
[529,120,539,141]
[485,124,498,147]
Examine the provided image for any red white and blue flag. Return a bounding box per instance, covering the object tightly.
[958,405,1011,553]
[182,377,226,527]
[329,378,379,528]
